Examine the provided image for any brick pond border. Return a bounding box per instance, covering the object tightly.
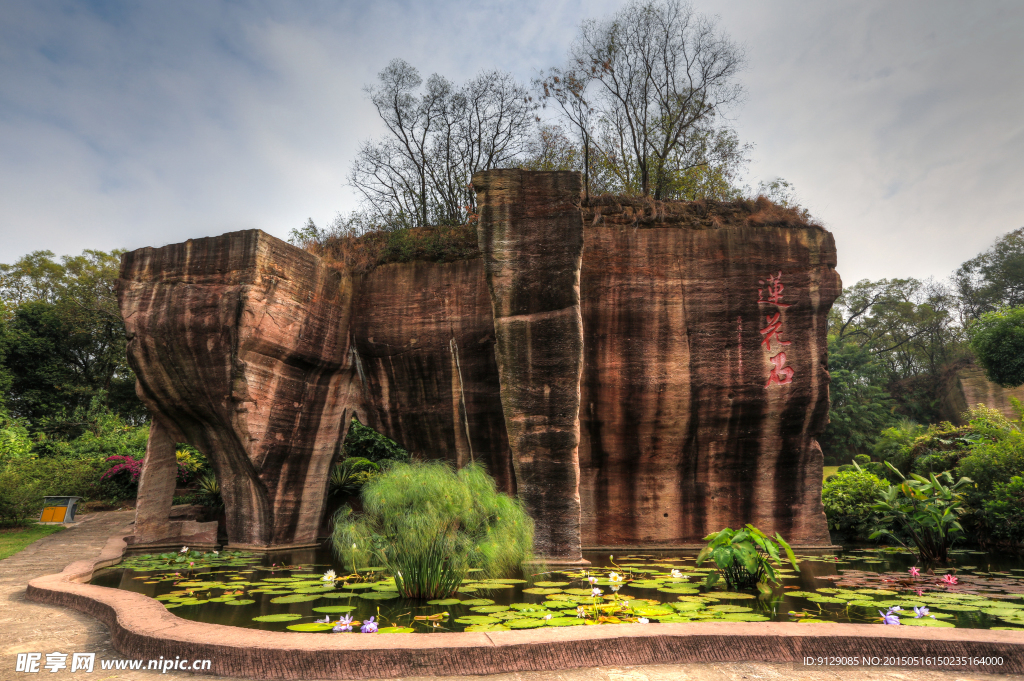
[26,530,1024,679]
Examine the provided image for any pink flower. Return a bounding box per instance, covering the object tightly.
[908,567,920,577]
[941,574,958,585]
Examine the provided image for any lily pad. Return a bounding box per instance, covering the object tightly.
[225,599,255,605]
[544,617,586,626]
[464,623,509,632]
[427,598,462,605]
[358,591,399,600]
[460,598,495,606]
[718,613,770,621]
[313,605,356,613]
[508,618,547,629]
[377,626,416,633]
[286,622,335,632]
[533,581,570,587]
[470,605,510,613]
[454,615,500,625]
[253,613,304,622]
[900,618,956,627]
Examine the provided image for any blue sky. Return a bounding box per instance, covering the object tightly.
[1,0,1021,286]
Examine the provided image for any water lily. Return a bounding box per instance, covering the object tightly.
[543,614,552,620]
[179,546,189,553]
[879,609,901,625]
[636,617,649,624]
[913,606,934,619]
[360,616,378,633]
[333,615,354,632]
[315,616,330,624]
[888,605,902,613]
[576,606,586,619]
[610,585,620,593]
[608,572,622,582]
[591,587,603,597]
[670,569,683,579]
[321,569,337,582]
[941,574,958,585]
[587,575,597,585]
[212,550,219,556]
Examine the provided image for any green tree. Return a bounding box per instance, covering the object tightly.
[820,337,897,459]
[967,306,1024,387]
[0,250,144,431]
[955,227,1024,320]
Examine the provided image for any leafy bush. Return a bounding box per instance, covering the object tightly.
[695,525,798,590]
[0,410,32,461]
[331,461,533,599]
[328,457,380,499]
[869,463,971,563]
[821,468,889,542]
[968,306,1024,388]
[980,476,1024,546]
[342,418,409,464]
[193,472,223,510]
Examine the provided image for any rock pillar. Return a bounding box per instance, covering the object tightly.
[473,169,586,563]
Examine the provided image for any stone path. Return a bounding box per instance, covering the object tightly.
[1,511,1020,681]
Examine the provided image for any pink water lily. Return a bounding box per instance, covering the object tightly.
[908,567,920,577]
[941,574,958,585]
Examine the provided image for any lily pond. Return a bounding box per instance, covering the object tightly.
[91,547,1024,634]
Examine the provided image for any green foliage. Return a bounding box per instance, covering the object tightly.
[193,472,223,510]
[955,226,1024,319]
[0,409,32,461]
[869,462,972,563]
[331,461,533,599]
[0,249,144,429]
[821,469,889,541]
[328,457,381,498]
[980,476,1024,546]
[174,445,209,483]
[968,306,1024,388]
[342,418,410,463]
[695,525,798,590]
[871,419,923,479]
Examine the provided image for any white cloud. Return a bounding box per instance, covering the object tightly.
[1,0,1021,290]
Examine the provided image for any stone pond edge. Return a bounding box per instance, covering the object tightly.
[24,530,1024,680]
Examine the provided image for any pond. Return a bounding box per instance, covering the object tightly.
[89,546,1024,633]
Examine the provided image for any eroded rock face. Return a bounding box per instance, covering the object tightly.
[120,172,841,552]
[474,169,586,562]
[118,230,359,548]
[577,220,839,547]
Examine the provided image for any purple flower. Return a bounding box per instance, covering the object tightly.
[360,616,378,633]
[914,606,933,619]
[315,616,330,624]
[333,615,354,632]
[879,609,901,625]
[591,587,603,597]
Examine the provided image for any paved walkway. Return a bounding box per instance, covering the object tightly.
[1,511,1020,681]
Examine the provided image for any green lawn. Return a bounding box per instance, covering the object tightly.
[823,465,839,481]
[0,523,66,561]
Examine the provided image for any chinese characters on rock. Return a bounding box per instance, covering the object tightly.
[758,272,794,387]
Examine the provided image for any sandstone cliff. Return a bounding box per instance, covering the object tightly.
[120,171,841,553]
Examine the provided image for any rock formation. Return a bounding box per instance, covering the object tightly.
[119,170,841,555]
[475,170,586,563]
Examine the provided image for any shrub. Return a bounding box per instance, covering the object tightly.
[821,468,889,542]
[695,525,798,590]
[331,461,533,599]
[869,463,971,563]
[980,476,1024,546]
[342,418,409,464]
[328,457,380,499]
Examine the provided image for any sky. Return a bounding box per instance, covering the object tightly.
[1,0,1021,287]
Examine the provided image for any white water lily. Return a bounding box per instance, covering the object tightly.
[670,569,683,579]
[179,546,189,553]
[591,587,603,597]
[608,572,622,582]
[321,569,337,582]
[212,550,219,555]
[587,575,597,585]
[636,617,649,624]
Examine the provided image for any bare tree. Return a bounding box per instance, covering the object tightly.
[350,59,535,229]
[562,0,746,199]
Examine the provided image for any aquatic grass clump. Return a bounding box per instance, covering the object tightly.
[331,461,533,599]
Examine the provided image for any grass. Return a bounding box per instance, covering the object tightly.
[823,466,839,481]
[0,523,66,561]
